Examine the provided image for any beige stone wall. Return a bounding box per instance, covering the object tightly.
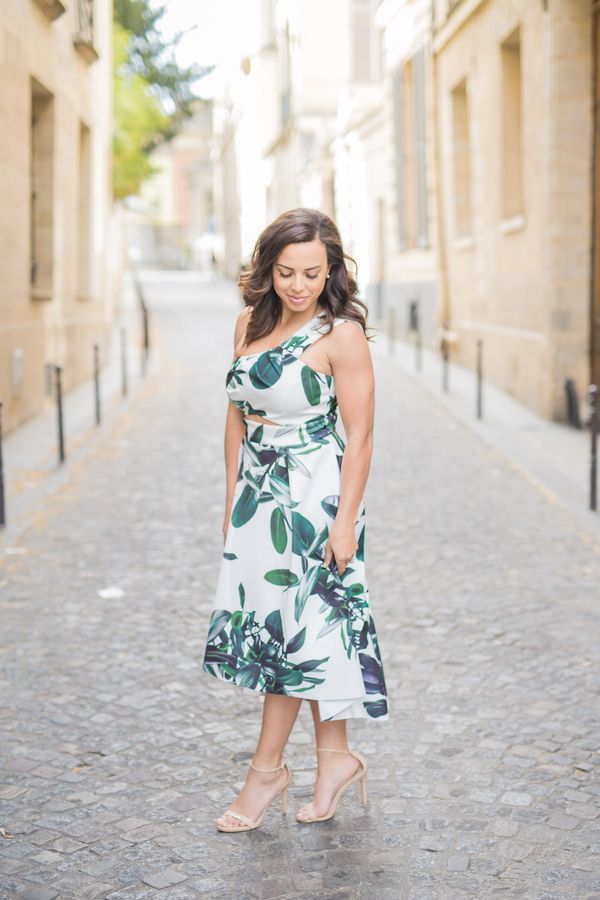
[433,0,592,420]
[0,0,114,434]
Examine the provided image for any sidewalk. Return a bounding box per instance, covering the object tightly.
[0,272,162,550]
[370,327,600,537]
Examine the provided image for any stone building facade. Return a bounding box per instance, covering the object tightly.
[0,0,114,434]
[211,0,595,422]
[432,0,594,420]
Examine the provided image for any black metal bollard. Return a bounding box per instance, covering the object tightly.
[408,299,421,371]
[441,335,449,393]
[565,378,582,429]
[0,399,5,527]
[388,306,396,356]
[133,273,150,376]
[55,365,65,463]
[93,343,101,425]
[120,327,128,397]
[589,384,598,512]
[476,339,483,420]
[141,305,149,376]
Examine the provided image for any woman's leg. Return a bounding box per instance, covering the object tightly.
[296,700,362,821]
[217,694,301,828]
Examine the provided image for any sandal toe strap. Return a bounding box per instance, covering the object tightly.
[297,802,317,820]
[222,809,255,828]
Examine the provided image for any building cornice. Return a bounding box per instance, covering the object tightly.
[432,0,489,54]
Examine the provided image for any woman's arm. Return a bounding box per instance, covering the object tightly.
[324,321,375,576]
[222,309,250,540]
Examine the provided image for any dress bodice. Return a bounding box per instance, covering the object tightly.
[226,312,349,426]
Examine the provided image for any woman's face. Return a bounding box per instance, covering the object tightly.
[272,239,329,315]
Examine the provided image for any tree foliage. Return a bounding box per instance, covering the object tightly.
[112,0,212,199]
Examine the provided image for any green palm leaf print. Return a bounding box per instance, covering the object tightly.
[234,663,262,689]
[357,524,365,560]
[364,699,388,718]
[264,609,284,643]
[301,365,321,405]
[231,484,259,527]
[264,569,300,587]
[294,564,322,622]
[270,507,288,553]
[292,511,316,556]
[286,626,306,654]
[249,350,284,389]
[207,609,232,643]
[321,495,339,518]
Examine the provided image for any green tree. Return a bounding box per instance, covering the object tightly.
[112,0,212,199]
[112,21,167,199]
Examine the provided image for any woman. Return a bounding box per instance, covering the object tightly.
[203,208,388,833]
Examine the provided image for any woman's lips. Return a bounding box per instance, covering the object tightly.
[289,295,308,302]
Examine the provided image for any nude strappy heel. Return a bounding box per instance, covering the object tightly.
[295,747,368,824]
[215,759,291,833]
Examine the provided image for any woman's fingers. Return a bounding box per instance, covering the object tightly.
[324,538,358,576]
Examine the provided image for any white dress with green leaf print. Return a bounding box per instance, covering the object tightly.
[202,310,389,721]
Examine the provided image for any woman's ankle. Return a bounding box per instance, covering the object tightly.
[316,745,350,755]
[250,753,284,772]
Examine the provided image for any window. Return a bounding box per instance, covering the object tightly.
[501,27,524,220]
[351,0,381,84]
[30,78,55,299]
[73,0,99,63]
[412,46,428,247]
[392,63,407,249]
[77,122,91,298]
[393,48,429,250]
[451,78,472,238]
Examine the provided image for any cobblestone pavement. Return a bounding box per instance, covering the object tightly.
[1,279,599,900]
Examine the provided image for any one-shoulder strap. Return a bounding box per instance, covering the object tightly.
[284,315,363,359]
[282,314,327,358]
[332,317,363,330]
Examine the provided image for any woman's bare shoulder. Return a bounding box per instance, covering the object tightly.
[233,305,252,344]
[331,317,368,344]
[326,317,370,365]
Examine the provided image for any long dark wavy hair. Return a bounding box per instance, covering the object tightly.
[239,208,371,345]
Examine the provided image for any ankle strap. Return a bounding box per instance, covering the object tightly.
[316,747,351,754]
[250,759,285,773]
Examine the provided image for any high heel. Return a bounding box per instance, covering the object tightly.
[296,747,368,824]
[215,760,291,833]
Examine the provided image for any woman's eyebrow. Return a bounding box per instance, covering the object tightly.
[276,264,322,271]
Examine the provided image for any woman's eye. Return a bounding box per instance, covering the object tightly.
[276,270,319,280]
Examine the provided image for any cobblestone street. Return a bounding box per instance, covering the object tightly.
[1,279,599,899]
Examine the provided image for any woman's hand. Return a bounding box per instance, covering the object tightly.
[323,521,357,577]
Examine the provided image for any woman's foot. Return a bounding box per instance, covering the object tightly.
[296,748,362,822]
[216,760,289,830]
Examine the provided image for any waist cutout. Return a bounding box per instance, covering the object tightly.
[244,412,338,449]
